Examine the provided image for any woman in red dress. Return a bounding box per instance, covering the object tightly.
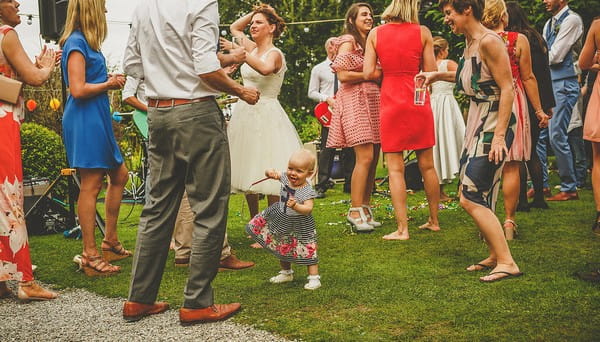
[327,3,381,232]
[0,0,58,300]
[364,0,440,240]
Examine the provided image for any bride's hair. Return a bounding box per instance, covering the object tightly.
[252,4,286,38]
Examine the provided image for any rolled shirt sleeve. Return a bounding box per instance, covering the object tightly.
[123,10,144,80]
[191,1,221,75]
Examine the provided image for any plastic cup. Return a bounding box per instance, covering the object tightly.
[414,76,426,106]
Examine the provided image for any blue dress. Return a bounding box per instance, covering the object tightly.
[61,31,123,169]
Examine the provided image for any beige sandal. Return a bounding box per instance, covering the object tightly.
[101,240,133,262]
[17,281,58,301]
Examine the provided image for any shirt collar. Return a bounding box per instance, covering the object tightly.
[553,5,569,21]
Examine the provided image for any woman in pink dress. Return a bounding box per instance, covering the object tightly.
[0,0,58,300]
[327,3,381,232]
[363,0,441,240]
[579,18,600,235]
[482,0,550,240]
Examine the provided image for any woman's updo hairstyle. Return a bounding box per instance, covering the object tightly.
[432,36,449,57]
[252,3,286,38]
[481,0,507,30]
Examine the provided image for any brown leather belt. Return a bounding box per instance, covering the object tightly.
[147,96,213,108]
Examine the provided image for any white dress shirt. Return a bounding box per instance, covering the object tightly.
[307,58,337,103]
[121,75,147,105]
[123,0,222,99]
[543,6,583,66]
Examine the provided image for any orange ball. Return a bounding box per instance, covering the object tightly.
[26,99,37,112]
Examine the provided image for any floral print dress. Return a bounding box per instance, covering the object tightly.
[246,172,318,265]
[0,25,34,282]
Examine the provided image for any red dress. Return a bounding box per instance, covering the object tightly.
[375,23,435,152]
[0,25,34,282]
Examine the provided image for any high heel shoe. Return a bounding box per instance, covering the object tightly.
[347,207,374,232]
[361,205,381,228]
[17,281,58,301]
[76,254,121,277]
[101,240,132,262]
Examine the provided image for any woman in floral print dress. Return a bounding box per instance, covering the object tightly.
[0,0,58,300]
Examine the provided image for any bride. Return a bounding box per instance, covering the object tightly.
[225,4,302,241]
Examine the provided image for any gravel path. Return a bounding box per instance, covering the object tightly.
[0,283,288,342]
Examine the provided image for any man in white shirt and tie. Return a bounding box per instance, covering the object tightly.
[540,0,583,201]
[308,38,354,197]
[121,0,259,325]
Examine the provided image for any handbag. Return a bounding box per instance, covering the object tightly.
[313,101,332,127]
[0,74,23,104]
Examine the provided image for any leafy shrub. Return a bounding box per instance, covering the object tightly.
[20,122,66,179]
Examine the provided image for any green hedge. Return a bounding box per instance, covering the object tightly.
[20,122,66,180]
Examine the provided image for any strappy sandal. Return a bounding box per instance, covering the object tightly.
[17,281,58,301]
[101,240,133,262]
[77,254,120,277]
[503,219,518,241]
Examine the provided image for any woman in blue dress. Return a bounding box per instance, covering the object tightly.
[59,0,130,276]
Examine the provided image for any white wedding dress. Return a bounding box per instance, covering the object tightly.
[228,47,302,195]
[430,59,465,184]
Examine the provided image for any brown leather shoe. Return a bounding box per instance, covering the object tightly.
[179,303,241,325]
[123,301,170,322]
[219,255,255,271]
[547,191,579,201]
[528,187,552,199]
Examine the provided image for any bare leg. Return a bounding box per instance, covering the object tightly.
[502,161,520,239]
[383,152,409,240]
[350,143,374,221]
[592,143,600,212]
[307,264,319,276]
[78,169,105,257]
[460,194,520,281]
[416,148,440,231]
[440,184,451,201]
[361,145,380,220]
[102,163,128,245]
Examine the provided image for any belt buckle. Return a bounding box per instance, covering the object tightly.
[170,99,175,108]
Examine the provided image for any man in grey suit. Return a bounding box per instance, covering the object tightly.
[121,0,259,324]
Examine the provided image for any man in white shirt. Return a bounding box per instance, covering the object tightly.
[540,0,583,201]
[122,76,147,112]
[121,0,259,324]
[308,38,354,197]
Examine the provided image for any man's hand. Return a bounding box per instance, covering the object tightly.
[239,86,260,105]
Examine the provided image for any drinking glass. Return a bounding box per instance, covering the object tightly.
[414,76,426,106]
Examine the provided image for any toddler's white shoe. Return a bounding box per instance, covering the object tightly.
[269,269,294,283]
[304,275,321,290]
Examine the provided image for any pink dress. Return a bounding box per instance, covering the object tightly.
[584,75,600,142]
[326,35,380,148]
[0,25,34,283]
[500,31,531,161]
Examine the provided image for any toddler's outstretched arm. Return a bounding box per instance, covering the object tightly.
[286,198,314,215]
[265,168,281,180]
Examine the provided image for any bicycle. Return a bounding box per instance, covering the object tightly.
[112,110,148,205]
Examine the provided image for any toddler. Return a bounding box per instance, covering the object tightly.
[246,149,320,290]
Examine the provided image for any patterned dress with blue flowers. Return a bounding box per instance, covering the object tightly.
[246,172,318,265]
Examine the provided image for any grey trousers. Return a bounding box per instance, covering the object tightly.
[128,100,230,309]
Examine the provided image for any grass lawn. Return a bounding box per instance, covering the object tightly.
[29,172,600,341]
